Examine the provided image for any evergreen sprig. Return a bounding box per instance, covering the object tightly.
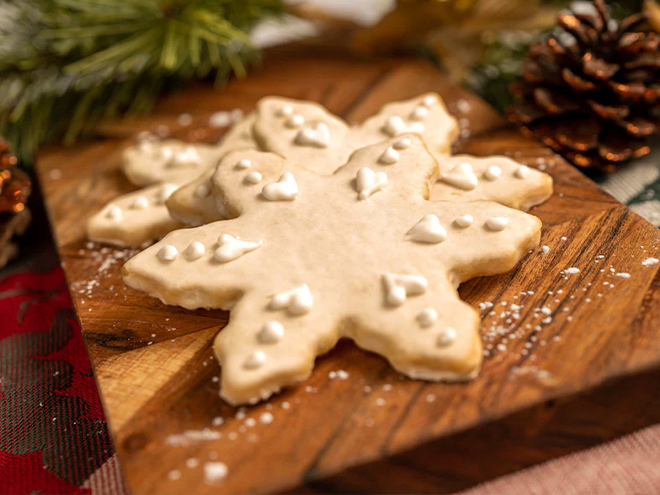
[0,0,283,161]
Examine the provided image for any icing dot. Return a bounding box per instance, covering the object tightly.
[437,328,457,347]
[194,183,210,198]
[454,214,473,228]
[130,196,149,210]
[441,162,478,191]
[286,114,305,128]
[235,159,251,170]
[382,116,405,137]
[183,241,205,261]
[244,171,262,184]
[410,106,429,121]
[486,217,510,231]
[258,321,284,344]
[159,183,179,203]
[410,122,425,134]
[277,104,293,117]
[379,146,399,165]
[383,273,428,307]
[169,147,201,168]
[262,173,299,201]
[214,234,262,263]
[417,308,437,328]
[407,215,447,244]
[270,285,313,316]
[106,206,122,222]
[243,350,266,370]
[356,167,387,200]
[514,165,531,179]
[294,122,330,148]
[483,166,502,181]
[158,245,178,261]
[422,95,436,107]
[393,138,411,150]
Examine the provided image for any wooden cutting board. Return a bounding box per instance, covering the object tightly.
[36,53,660,495]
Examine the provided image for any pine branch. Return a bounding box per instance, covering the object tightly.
[0,0,284,162]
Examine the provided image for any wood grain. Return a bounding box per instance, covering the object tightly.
[36,53,660,494]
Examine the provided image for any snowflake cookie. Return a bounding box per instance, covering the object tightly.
[123,135,542,405]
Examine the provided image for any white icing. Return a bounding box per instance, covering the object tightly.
[416,308,437,328]
[441,162,478,191]
[642,257,659,266]
[483,166,502,181]
[244,172,262,185]
[393,138,411,150]
[168,147,201,168]
[383,273,428,307]
[158,245,178,261]
[410,122,425,134]
[356,167,388,201]
[407,215,447,244]
[262,173,299,201]
[194,183,210,198]
[277,105,293,117]
[158,183,178,204]
[235,159,251,170]
[410,106,429,121]
[130,196,149,210]
[258,321,284,344]
[437,327,457,347]
[382,116,406,137]
[454,214,473,228]
[286,114,305,129]
[379,146,399,165]
[106,206,122,222]
[243,350,266,370]
[294,122,330,148]
[514,165,531,179]
[565,267,580,275]
[183,241,205,261]
[422,95,436,107]
[486,217,510,231]
[214,234,262,263]
[270,284,313,316]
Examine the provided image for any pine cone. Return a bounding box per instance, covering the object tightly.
[508,0,660,172]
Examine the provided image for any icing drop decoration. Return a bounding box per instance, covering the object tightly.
[410,122,425,134]
[436,327,457,347]
[195,183,210,198]
[356,167,388,201]
[244,172,262,185]
[286,114,305,129]
[294,122,330,148]
[277,105,293,117]
[158,245,178,261]
[453,214,473,228]
[416,308,437,328]
[486,217,510,231]
[410,106,429,121]
[243,350,266,370]
[379,146,399,165]
[184,241,205,261]
[382,273,428,307]
[382,116,406,137]
[130,196,149,210]
[168,147,201,168]
[440,162,478,191]
[235,159,251,170]
[515,165,531,179]
[483,166,502,181]
[258,322,284,344]
[422,95,436,107]
[270,285,313,316]
[407,215,447,244]
[214,234,262,263]
[106,206,122,222]
[393,138,411,150]
[262,173,299,201]
[158,183,179,204]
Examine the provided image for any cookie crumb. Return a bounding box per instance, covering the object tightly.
[281,401,290,410]
[541,245,549,254]
[564,267,580,275]
[328,369,349,380]
[425,394,436,403]
[186,458,199,468]
[615,272,630,279]
[260,412,274,424]
[204,462,228,484]
[168,470,181,481]
[375,398,386,407]
[642,257,659,267]
[212,417,224,427]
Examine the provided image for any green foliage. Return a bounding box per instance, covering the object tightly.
[0,0,283,161]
